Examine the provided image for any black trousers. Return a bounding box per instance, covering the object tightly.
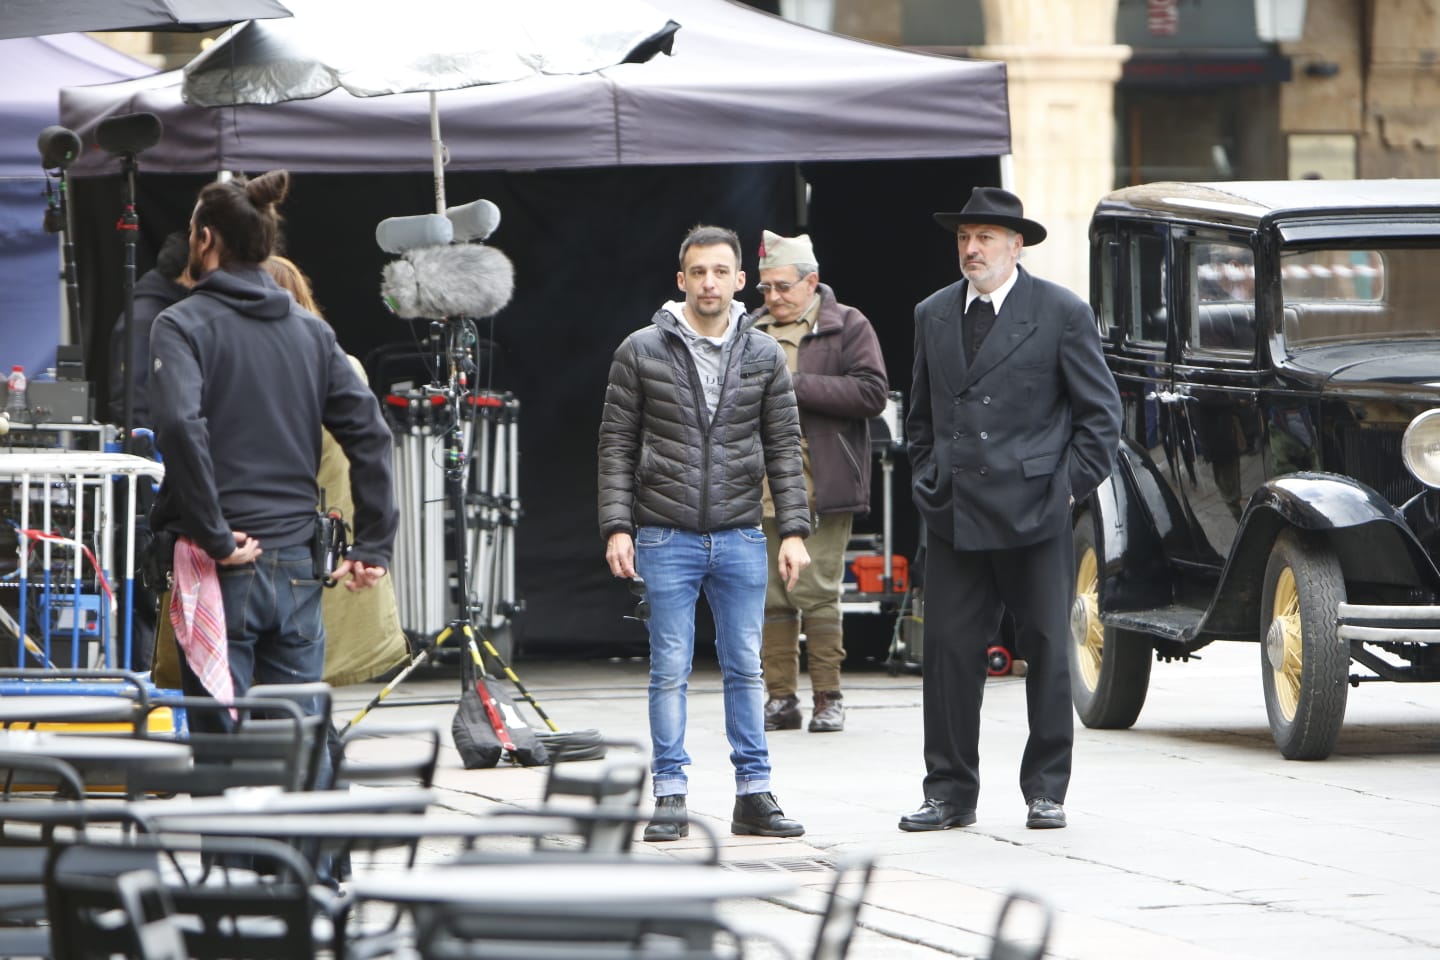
[921,528,1074,808]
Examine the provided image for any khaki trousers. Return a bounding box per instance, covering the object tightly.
[760,513,852,695]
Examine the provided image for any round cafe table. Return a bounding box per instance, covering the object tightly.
[351,861,798,913]
[0,695,139,725]
[0,729,189,782]
[132,786,436,821]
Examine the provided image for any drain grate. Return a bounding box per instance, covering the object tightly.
[724,857,834,874]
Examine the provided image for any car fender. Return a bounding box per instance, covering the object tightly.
[1083,441,1176,614]
[1205,472,1440,637]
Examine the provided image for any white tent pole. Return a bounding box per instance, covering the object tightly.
[430,92,447,214]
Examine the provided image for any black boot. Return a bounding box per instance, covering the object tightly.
[764,694,801,731]
[732,792,805,837]
[643,795,689,842]
[808,691,844,732]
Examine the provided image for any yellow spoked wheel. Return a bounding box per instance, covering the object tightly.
[1074,546,1104,692]
[1260,529,1349,760]
[1268,566,1303,722]
[1068,512,1151,729]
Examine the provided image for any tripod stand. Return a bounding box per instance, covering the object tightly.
[343,318,577,751]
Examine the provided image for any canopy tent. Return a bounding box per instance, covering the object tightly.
[60,0,1008,174]
[57,0,1011,653]
[0,34,150,379]
[0,0,292,41]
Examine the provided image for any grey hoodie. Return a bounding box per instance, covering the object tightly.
[149,265,397,566]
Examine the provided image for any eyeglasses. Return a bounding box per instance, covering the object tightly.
[623,576,650,624]
[755,280,801,296]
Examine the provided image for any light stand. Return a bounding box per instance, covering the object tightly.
[94,113,163,453]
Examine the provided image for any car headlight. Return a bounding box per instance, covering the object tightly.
[1402,409,1440,488]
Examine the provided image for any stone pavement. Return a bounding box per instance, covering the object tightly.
[330,641,1440,960]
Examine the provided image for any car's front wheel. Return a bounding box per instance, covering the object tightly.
[1069,512,1153,728]
[1260,529,1349,760]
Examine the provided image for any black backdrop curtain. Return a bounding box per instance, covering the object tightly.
[70,155,996,656]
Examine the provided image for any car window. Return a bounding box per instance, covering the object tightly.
[1189,241,1256,355]
[1130,232,1167,345]
[1279,247,1412,347]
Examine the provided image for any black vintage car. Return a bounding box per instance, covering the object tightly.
[1075,180,1440,759]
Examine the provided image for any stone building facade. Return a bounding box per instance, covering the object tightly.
[819,0,1440,292]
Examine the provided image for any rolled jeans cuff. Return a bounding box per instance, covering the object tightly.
[653,776,687,798]
[735,777,772,796]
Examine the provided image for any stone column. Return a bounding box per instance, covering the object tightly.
[974,1,1130,298]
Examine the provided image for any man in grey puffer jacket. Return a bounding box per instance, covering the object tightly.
[599,224,812,842]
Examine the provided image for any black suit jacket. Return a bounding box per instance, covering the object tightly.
[906,266,1121,550]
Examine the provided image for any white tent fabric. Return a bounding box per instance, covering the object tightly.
[59,0,1010,176]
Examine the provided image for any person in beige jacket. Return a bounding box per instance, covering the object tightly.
[263,255,408,686]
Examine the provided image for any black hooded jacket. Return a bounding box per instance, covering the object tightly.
[148,265,397,566]
[108,268,188,427]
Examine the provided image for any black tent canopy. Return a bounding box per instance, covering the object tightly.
[61,0,1007,174]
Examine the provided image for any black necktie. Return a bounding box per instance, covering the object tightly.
[963,297,995,365]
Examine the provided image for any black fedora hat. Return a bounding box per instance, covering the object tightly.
[933,186,1047,246]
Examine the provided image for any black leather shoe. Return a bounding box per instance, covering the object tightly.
[643,795,689,842]
[732,792,805,837]
[898,798,976,832]
[1025,797,1066,829]
[764,694,802,731]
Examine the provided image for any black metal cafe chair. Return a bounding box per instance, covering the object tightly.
[337,719,443,790]
[808,854,875,960]
[247,682,336,792]
[47,833,343,960]
[47,864,187,960]
[986,890,1053,960]
[131,694,310,798]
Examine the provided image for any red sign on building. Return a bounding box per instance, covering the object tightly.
[1148,0,1179,35]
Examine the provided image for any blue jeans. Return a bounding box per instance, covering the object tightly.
[635,526,772,798]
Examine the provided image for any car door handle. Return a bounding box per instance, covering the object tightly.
[1145,389,1196,404]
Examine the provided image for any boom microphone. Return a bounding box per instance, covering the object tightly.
[381,244,515,321]
[37,126,81,170]
[445,198,501,243]
[95,112,163,155]
[376,213,453,254]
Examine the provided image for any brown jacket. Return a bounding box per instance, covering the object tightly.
[754,284,888,515]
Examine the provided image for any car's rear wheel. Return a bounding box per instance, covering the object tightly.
[1260,529,1349,760]
[1069,513,1153,728]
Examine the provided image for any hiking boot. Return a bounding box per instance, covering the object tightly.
[732,792,805,837]
[763,694,802,731]
[808,691,844,732]
[643,795,689,842]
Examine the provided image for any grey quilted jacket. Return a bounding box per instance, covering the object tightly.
[598,307,810,540]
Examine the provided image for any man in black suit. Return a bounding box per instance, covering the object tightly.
[901,187,1121,831]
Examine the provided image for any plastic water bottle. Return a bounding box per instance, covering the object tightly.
[4,366,26,421]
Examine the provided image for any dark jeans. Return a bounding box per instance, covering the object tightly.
[177,544,326,738]
[175,543,344,881]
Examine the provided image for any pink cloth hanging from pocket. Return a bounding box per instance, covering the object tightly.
[170,537,236,717]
